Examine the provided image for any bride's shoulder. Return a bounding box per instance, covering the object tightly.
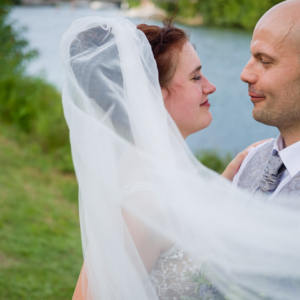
[118,147,153,192]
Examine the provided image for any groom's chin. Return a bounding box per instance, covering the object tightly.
[253,108,266,124]
[252,108,276,127]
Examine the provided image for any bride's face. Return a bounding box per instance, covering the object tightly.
[162,42,216,139]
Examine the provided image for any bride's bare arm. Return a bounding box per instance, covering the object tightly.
[122,207,166,273]
[73,265,86,300]
[222,139,271,181]
[121,189,174,273]
[73,196,170,299]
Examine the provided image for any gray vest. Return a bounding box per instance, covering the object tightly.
[237,140,300,209]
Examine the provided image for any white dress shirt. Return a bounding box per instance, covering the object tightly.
[233,134,300,199]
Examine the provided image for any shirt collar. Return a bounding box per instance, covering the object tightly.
[272,134,300,178]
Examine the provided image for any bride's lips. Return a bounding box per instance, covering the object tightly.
[200,100,210,107]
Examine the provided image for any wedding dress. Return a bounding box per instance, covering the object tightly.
[60,16,300,300]
[121,182,210,300]
[150,244,202,299]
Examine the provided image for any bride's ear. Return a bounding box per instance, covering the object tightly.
[161,88,169,101]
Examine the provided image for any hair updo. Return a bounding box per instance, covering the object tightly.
[137,18,190,89]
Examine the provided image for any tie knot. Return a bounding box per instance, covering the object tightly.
[267,154,284,177]
[257,154,286,194]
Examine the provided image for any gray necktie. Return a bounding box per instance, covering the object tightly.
[256,153,286,195]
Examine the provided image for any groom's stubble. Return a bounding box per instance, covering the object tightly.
[251,75,300,131]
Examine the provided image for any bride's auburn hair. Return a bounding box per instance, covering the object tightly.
[137,18,190,88]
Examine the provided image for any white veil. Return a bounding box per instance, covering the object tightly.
[60,16,300,300]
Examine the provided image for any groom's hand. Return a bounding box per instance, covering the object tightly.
[221,139,272,181]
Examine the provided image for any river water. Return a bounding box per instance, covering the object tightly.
[11,6,279,154]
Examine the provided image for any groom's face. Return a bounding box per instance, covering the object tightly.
[240,17,300,130]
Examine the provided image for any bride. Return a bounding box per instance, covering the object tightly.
[60,16,300,300]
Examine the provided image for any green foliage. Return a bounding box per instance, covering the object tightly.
[196,0,284,30]
[0,5,80,297]
[196,150,232,174]
[128,0,141,8]
[153,0,284,30]
[0,2,72,172]
[0,2,37,76]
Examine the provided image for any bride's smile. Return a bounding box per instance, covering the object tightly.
[162,42,216,139]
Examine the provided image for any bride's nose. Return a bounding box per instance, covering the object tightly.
[203,77,216,95]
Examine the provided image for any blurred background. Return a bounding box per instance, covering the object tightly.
[0,0,283,299]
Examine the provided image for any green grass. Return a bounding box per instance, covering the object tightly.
[0,125,82,300]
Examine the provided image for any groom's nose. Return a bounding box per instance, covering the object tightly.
[240,59,257,84]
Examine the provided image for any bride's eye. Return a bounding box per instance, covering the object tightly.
[193,75,201,81]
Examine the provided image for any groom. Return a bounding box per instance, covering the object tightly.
[233,0,300,205]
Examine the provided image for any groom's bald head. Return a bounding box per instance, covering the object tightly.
[241,0,300,141]
[255,0,300,58]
